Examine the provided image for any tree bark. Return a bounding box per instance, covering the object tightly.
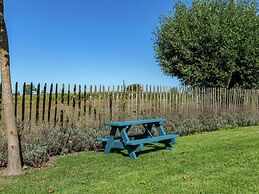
[0,0,22,175]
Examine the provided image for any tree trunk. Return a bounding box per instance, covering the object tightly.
[0,0,22,175]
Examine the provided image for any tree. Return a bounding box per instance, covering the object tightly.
[154,0,259,89]
[25,83,36,95]
[126,84,142,92]
[0,0,23,175]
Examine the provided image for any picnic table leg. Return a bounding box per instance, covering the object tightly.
[155,123,174,151]
[125,146,137,159]
[165,138,177,150]
[119,126,138,159]
[136,144,144,152]
[142,123,153,138]
[104,127,117,155]
[164,142,173,151]
[155,123,166,136]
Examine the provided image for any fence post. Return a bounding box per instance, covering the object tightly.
[22,82,26,123]
[42,83,47,123]
[36,83,40,125]
[89,85,92,117]
[60,84,65,127]
[72,84,76,126]
[54,83,58,127]
[14,82,18,118]
[109,87,113,121]
[48,83,53,123]
[66,84,70,124]
[83,85,87,117]
[78,85,81,120]
[29,82,33,122]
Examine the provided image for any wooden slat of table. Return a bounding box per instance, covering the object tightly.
[105,118,166,127]
[126,134,178,145]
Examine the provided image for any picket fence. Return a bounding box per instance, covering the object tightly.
[0,82,259,128]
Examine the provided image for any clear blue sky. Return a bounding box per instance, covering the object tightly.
[5,0,180,87]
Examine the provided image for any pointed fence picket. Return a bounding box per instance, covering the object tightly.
[0,82,259,129]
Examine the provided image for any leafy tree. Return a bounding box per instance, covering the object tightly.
[126,84,142,92]
[0,0,23,175]
[25,83,36,95]
[154,0,259,89]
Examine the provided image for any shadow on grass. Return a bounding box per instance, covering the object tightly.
[98,143,166,158]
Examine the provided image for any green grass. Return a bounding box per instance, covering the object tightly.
[1,126,259,194]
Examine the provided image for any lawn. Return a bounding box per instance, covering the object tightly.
[0,126,259,193]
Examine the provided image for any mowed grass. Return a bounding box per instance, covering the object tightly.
[1,126,259,194]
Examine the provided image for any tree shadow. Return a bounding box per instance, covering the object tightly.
[98,143,166,158]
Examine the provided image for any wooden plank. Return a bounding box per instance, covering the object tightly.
[29,82,33,122]
[140,84,144,115]
[89,85,92,116]
[93,85,97,120]
[47,83,53,123]
[66,84,70,124]
[83,85,87,116]
[72,84,76,125]
[60,84,65,127]
[127,134,178,146]
[149,85,152,114]
[36,83,40,124]
[109,95,113,121]
[94,108,97,120]
[22,82,26,122]
[153,85,156,113]
[162,86,165,114]
[105,118,166,127]
[78,85,81,120]
[116,85,120,119]
[67,84,70,106]
[130,85,134,116]
[166,86,170,114]
[136,85,140,116]
[97,85,101,121]
[14,82,18,117]
[106,86,110,121]
[122,84,126,117]
[103,85,106,120]
[42,83,47,122]
[54,83,58,127]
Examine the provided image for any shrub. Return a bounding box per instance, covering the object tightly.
[167,113,258,136]
[0,124,104,167]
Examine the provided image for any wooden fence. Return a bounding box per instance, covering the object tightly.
[0,82,259,128]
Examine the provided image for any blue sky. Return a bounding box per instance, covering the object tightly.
[5,0,180,88]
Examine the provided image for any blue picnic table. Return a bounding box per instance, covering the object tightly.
[97,118,179,159]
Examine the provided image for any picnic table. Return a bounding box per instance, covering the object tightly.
[97,118,179,159]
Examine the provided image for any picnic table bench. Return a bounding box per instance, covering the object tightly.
[97,118,179,159]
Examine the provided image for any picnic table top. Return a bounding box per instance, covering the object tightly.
[105,118,166,127]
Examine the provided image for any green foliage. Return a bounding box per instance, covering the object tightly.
[0,124,104,167]
[169,113,258,136]
[155,0,259,88]
[24,84,36,95]
[126,84,142,92]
